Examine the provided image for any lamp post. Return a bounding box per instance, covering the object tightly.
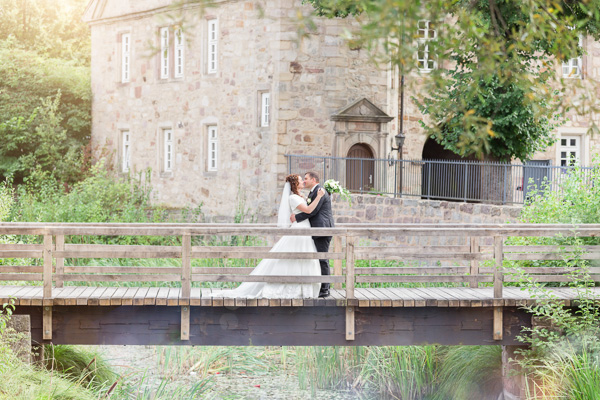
[391,132,406,197]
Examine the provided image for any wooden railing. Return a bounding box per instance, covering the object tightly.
[2,223,600,341]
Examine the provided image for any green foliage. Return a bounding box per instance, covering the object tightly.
[44,345,116,392]
[304,0,600,158]
[0,41,91,142]
[12,161,159,224]
[359,346,437,399]
[0,91,89,186]
[0,342,98,400]
[432,346,502,400]
[499,160,600,398]
[418,70,561,161]
[0,11,91,185]
[521,164,600,225]
[0,0,91,64]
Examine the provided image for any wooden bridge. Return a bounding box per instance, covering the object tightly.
[1,223,599,347]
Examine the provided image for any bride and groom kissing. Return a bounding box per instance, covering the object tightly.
[210,171,334,300]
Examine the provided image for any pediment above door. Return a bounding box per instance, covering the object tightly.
[331,98,394,123]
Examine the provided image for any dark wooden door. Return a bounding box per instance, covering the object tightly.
[347,144,375,192]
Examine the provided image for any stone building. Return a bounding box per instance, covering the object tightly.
[83,0,398,220]
[84,0,598,219]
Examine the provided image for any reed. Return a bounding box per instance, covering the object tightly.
[432,346,502,400]
[524,340,600,400]
[44,344,116,391]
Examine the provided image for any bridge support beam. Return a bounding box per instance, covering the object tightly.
[43,306,52,340]
[345,306,354,340]
[181,306,190,341]
[493,306,503,340]
[15,305,530,346]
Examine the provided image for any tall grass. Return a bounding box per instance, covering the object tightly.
[44,344,116,391]
[524,340,600,400]
[432,346,502,400]
[359,346,438,399]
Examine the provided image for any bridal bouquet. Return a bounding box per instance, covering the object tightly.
[323,179,351,205]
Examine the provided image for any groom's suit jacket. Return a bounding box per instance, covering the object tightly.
[295,184,335,228]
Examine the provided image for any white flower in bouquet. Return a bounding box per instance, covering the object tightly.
[323,179,351,205]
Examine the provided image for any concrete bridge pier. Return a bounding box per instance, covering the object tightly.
[502,345,528,400]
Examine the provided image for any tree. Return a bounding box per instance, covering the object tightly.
[0,0,91,185]
[303,0,600,160]
[0,0,91,64]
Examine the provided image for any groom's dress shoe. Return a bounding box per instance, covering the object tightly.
[318,291,330,298]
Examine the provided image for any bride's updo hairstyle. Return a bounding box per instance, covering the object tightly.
[285,174,301,196]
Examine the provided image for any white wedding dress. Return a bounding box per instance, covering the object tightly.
[209,192,321,299]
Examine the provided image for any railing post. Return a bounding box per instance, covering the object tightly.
[181,234,191,299]
[394,160,398,198]
[55,235,64,288]
[181,233,191,341]
[494,236,504,299]
[43,235,53,299]
[463,163,469,201]
[503,165,508,205]
[345,235,355,300]
[345,235,355,341]
[43,234,53,341]
[494,235,504,341]
[333,236,342,290]
[469,236,480,288]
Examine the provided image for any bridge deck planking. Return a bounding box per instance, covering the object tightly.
[4,285,600,307]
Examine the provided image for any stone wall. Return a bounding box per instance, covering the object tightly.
[331,194,522,225]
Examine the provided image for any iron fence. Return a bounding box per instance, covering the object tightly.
[286,154,595,205]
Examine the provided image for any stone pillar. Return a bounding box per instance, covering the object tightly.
[502,345,528,400]
[4,314,31,364]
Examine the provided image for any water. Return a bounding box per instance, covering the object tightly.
[98,345,378,400]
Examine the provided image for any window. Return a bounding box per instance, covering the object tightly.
[260,92,270,127]
[207,126,218,171]
[160,27,169,79]
[121,130,131,173]
[562,35,583,78]
[174,28,184,78]
[208,19,218,73]
[559,135,580,166]
[163,129,173,172]
[121,33,131,83]
[417,20,437,72]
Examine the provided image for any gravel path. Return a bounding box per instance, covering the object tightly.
[98,345,375,400]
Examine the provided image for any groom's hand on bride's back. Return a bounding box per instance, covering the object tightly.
[290,214,296,223]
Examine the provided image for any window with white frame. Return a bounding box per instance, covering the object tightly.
[559,135,581,166]
[562,35,583,78]
[417,20,437,72]
[160,27,169,79]
[121,33,131,83]
[174,28,184,78]
[162,128,173,172]
[121,130,131,173]
[260,92,270,127]
[207,126,218,171]
[208,19,218,73]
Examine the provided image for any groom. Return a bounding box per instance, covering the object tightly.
[290,171,334,298]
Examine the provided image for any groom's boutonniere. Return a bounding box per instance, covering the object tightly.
[307,198,312,205]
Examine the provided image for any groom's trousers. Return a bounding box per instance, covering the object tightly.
[313,235,332,292]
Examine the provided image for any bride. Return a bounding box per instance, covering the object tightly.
[209,174,326,299]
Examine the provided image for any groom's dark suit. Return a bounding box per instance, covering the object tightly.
[295,183,335,294]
